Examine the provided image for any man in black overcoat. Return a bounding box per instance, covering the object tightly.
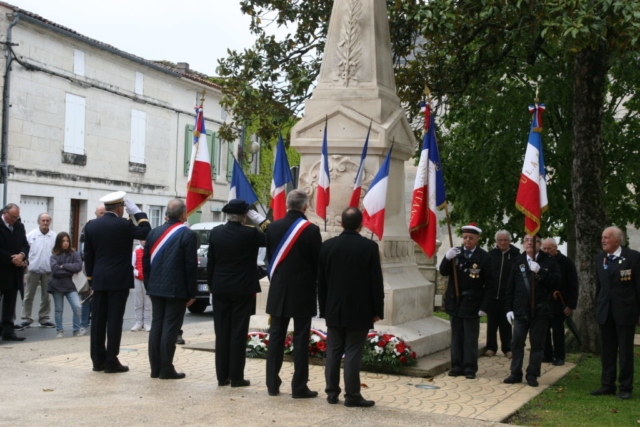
[504,233,560,387]
[541,237,578,366]
[590,226,640,400]
[208,199,266,387]
[265,189,322,398]
[0,203,29,341]
[84,191,150,373]
[439,223,495,379]
[143,199,197,380]
[318,207,384,408]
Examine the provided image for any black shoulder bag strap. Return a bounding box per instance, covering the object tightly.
[519,264,534,320]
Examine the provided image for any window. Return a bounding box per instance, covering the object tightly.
[135,72,144,95]
[221,107,227,121]
[184,124,218,177]
[130,109,146,164]
[74,49,85,76]
[64,94,86,155]
[149,205,164,228]
[227,141,235,181]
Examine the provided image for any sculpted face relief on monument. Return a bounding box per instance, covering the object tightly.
[334,0,363,86]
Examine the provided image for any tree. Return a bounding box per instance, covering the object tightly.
[216,0,640,353]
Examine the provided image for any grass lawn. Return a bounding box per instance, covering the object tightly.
[432,311,488,323]
[507,350,640,426]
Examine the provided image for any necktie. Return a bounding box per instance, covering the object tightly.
[608,254,616,262]
[465,250,471,259]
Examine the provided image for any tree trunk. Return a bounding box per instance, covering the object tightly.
[570,43,609,355]
[566,218,576,262]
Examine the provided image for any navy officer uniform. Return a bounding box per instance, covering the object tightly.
[84,191,150,373]
[439,223,495,379]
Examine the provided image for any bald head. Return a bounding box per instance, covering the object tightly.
[95,204,106,218]
[602,226,624,254]
[541,237,558,256]
[166,199,187,221]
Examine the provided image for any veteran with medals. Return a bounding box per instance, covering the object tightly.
[84,191,150,373]
[591,226,640,400]
[439,223,495,379]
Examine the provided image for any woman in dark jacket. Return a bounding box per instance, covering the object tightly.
[48,232,83,338]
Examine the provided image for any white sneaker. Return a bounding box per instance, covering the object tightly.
[131,323,143,332]
[73,328,87,337]
[56,330,63,339]
[144,324,151,332]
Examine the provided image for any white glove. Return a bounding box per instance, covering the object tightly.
[529,260,540,273]
[446,247,461,260]
[125,200,141,215]
[478,310,487,317]
[506,311,514,325]
[133,269,139,277]
[247,209,266,225]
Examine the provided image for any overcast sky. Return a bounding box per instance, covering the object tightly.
[8,0,275,76]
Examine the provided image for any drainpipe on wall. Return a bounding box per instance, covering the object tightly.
[1,13,20,207]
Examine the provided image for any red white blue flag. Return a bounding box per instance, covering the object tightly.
[362,146,393,240]
[270,135,293,221]
[229,158,259,205]
[186,100,213,216]
[316,123,330,220]
[349,125,370,208]
[515,103,548,235]
[410,102,446,257]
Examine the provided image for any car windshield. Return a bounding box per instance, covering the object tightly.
[194,230,210,247]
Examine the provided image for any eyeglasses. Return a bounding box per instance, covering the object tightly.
[523,238,541,243]
[6,213,19,220]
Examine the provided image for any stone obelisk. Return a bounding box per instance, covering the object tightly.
[290,0,450,356]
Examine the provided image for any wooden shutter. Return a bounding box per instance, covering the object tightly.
[130,109,146,163]
[64,94,86,155]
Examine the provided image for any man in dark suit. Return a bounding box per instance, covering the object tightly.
[143,199,197,380]
[439,223,495,379]
[208,199,266,387]
[541,237,578,366]
[504,233,560,387]
[265,189,322,398]
[0,203,29,341]
[591,226,640,400]
[84,191,150,373]
[318,207,384,408]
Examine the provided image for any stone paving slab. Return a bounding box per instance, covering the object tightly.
[29,333,573,423]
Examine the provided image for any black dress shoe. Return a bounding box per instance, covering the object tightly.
[159,371,186,380]
[552,359,565,366]
[104,365,130,374]
[327,395,339,404]
[176,335,185,345]
[448,370,463,377]
[465,373,476,379]
[344,397,375,408]
[230,379,250,387]
[526,376,539,387]
[503,375,522,384]
[292,390,318,399]
[218,379,231,386]
[3,335,26,341]
[268,390,280,396]
[151,370,160,379]
[542,358,553,363]
[92,365,105,372]
[590,387,616,396]
[617,391,632,400]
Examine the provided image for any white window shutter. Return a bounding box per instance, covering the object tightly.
[130,109,146,163]
[134,72,144,95]
[74,49,85,76]
[64,94,85,155]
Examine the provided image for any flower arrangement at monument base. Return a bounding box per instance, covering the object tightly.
[246,329,417,372]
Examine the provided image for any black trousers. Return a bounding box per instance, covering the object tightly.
[148,296,187,376]
[544,316,566,361]
[90,290,129,369]
[510,317,549,378]
[325,326,368,400]
[266,315,312,394]
[600,310,636,392]
[450,315,480,375]
[1,288,18,337]
[485,299,512,354]
[212,294,254,383]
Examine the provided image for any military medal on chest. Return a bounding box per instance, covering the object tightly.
[620,269,632,281]
[469,263,480,279]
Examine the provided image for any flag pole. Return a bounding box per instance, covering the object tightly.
[229,151,269,215]
[325,115,328,232]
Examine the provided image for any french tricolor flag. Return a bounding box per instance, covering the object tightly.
[362,146,393,240]
[349,124,370,208]
[409,103,446,257]
[270,135,293,221]
[316,123,330,220]
[515,103,548,235]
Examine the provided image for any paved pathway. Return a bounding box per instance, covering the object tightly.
[29,331,573,423]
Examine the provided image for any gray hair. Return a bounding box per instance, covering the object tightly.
[166,199,186,220]
[495,230,511,241]
[37,213,51,221]
[542,237,557,248]
[605,226,626,246]
[286,189,308,211]
[2,203,19,214]
[227,213,246,223]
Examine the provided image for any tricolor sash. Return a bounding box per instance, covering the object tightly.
[267,217,311,280]
[150,222,189,266]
